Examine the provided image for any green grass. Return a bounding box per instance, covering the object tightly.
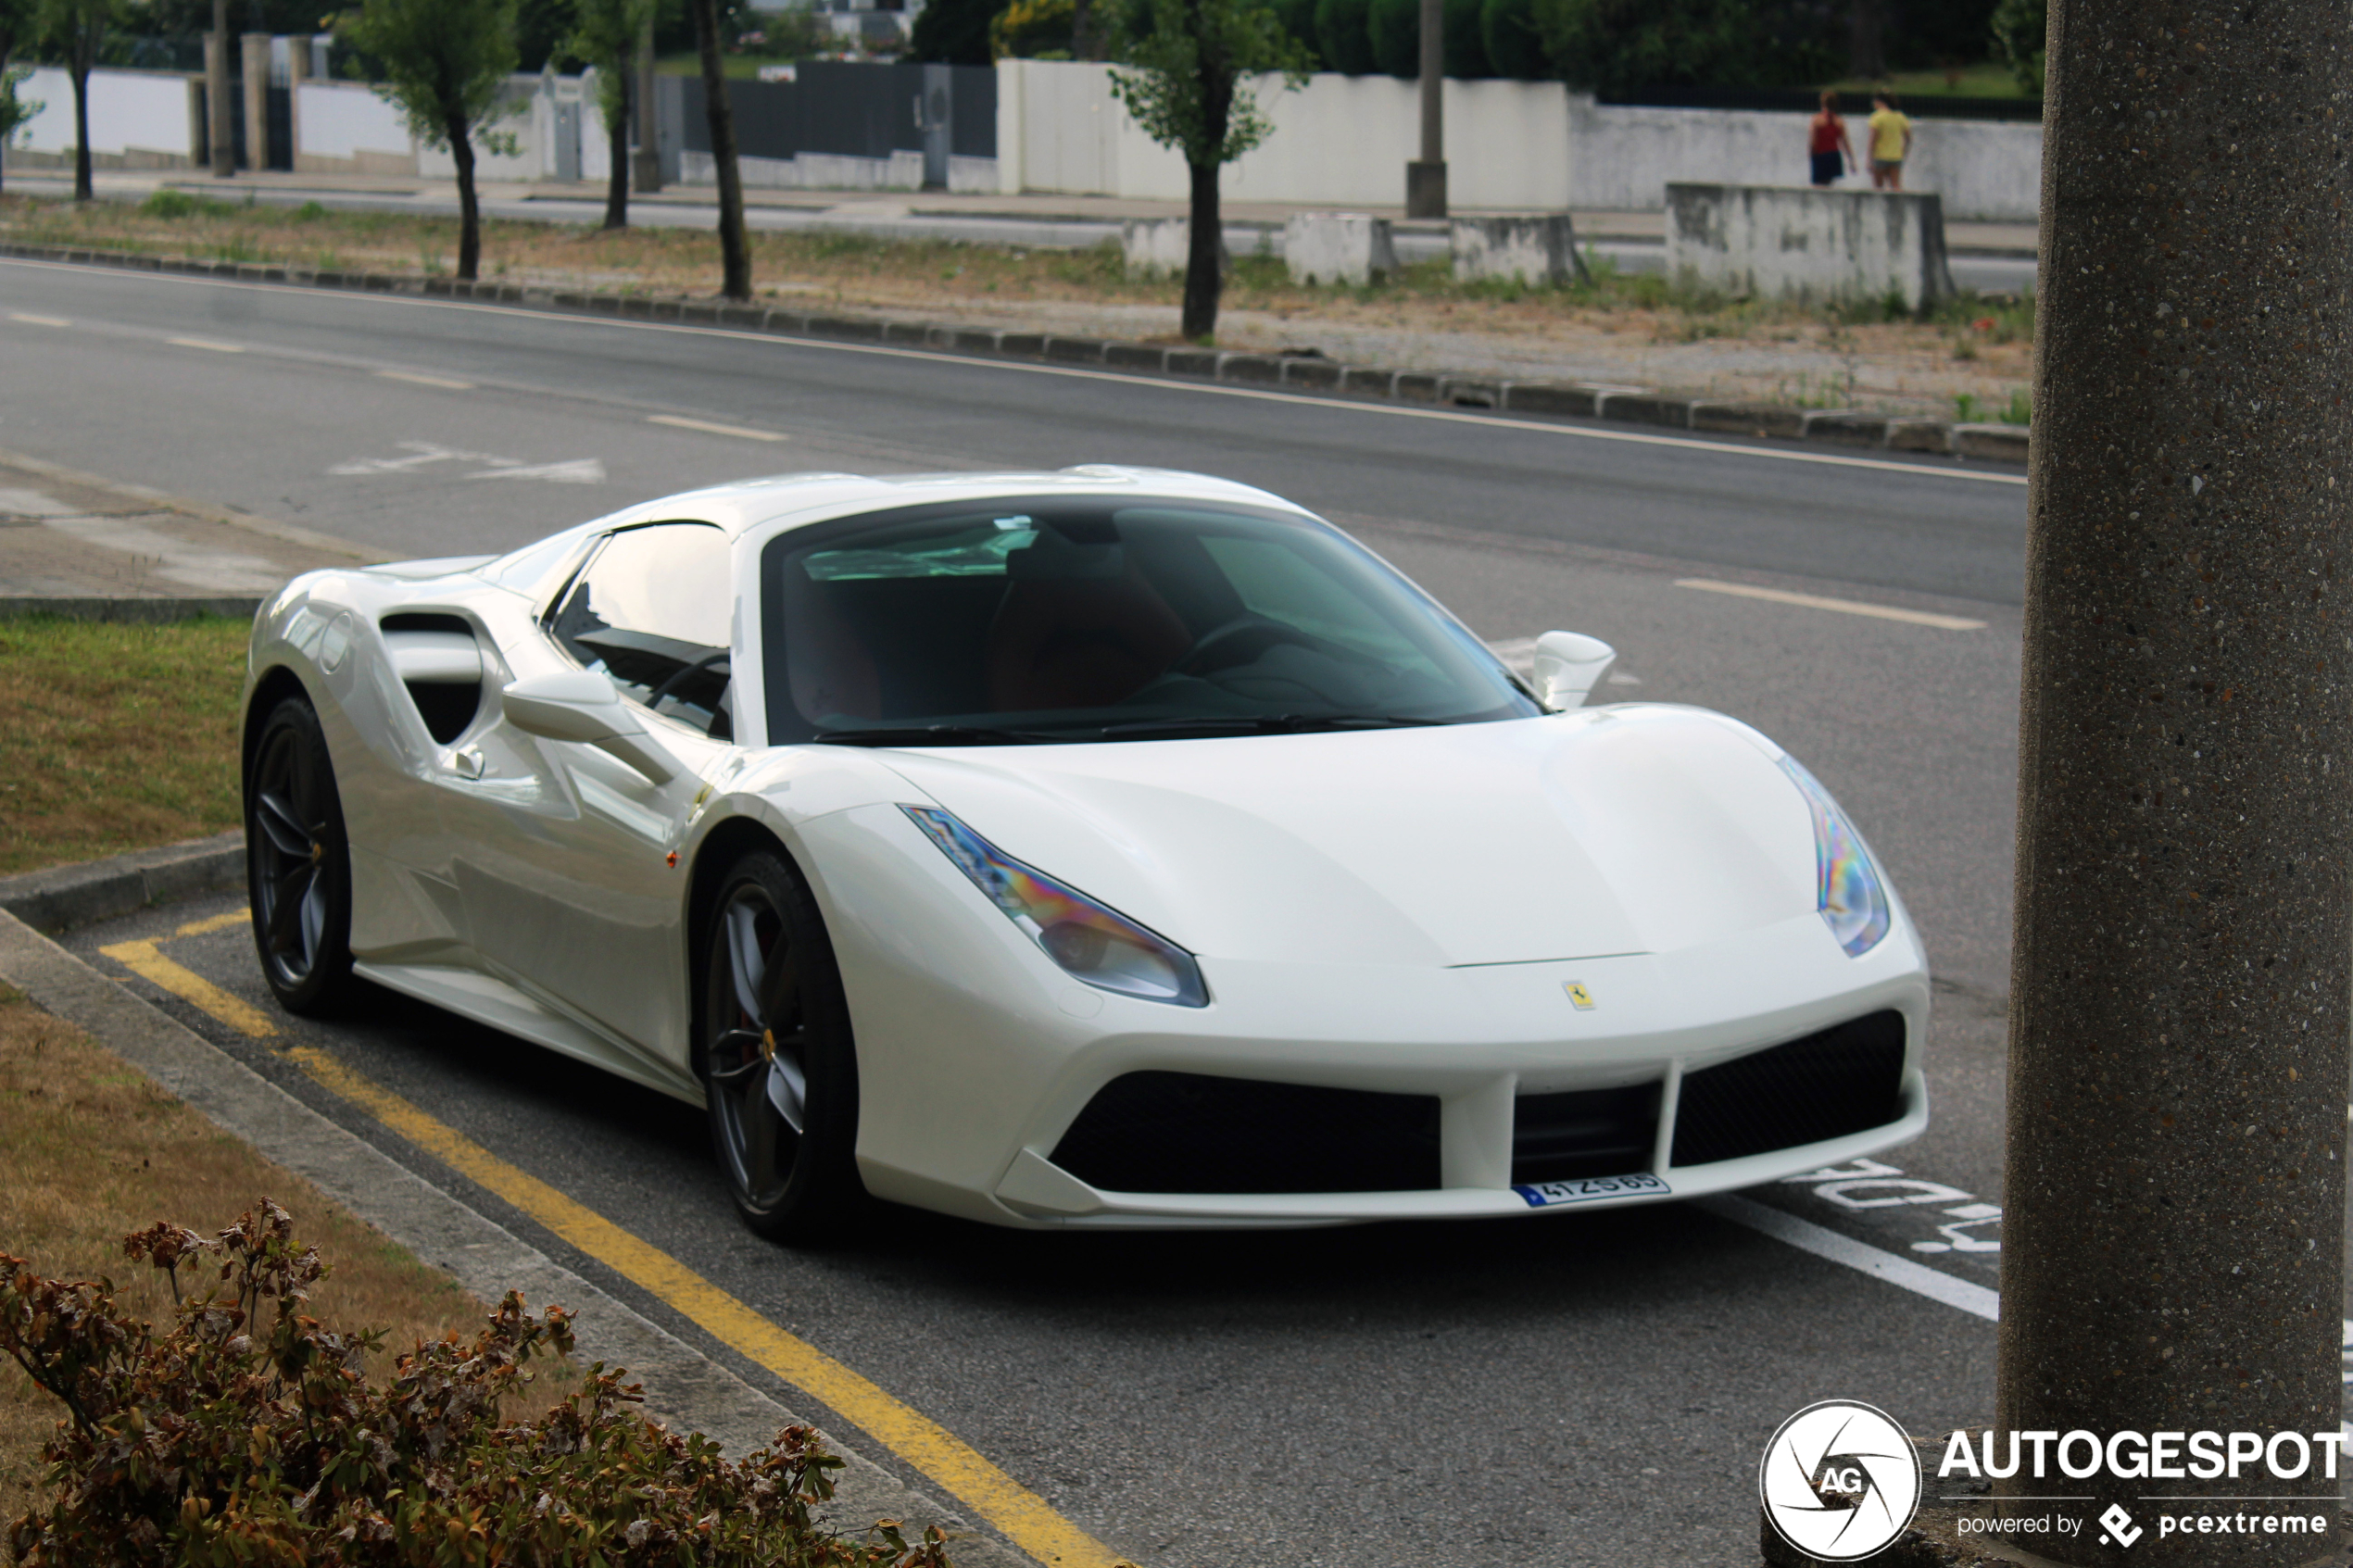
[0,615,248,876]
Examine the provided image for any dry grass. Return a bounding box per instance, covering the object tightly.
[0,984,492,1535]
[0,191,2034,415]
[0,614,247,877]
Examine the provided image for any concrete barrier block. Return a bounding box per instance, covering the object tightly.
[1666,183,1956,313]
[1885,419,1953,454]
[1164,346,1219,376]
[1804,410,1890,446]
[1044,336,1109,364]
[1599,391,1693,428]
[1503,383,1602,419]
[882,320,929,344]
[1691,401,1806,438]
[1216,353,1282,384]
[1281,357,1341,389]
[1952,422,2030,461]
[1284,213,1398,286]
[805,314,884,342]
[717,304,765,328]
[1439,377,1500,408]
[950,328,1001,353]
[1392,371,1441,402]
[996,332,1046,356]
[1121,218,1229,279]
[1341,367,1396,396]
[1450,215,1587,286]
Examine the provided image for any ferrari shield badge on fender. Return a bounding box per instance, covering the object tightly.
[1563,981,1595,1010]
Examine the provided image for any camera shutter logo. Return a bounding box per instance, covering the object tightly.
[1759,1400,1922,1562]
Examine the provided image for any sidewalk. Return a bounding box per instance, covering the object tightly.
[0,449,366,615]
[2,162,2041,257]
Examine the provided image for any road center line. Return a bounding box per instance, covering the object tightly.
[1675,577,1990,630]
[376,369,476,390]
[166,335,244,353]
[649,413,789,442]
[283,1043,1130,1568]
[0,259,2025,488]
[8,312,70,327]
[1698,1194,2000,1322]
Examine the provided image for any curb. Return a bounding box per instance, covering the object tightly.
[0,595,266,622]
[0,444,387,563]
[0,829,246,934]
[0,239,2033,468]
[0,901,1030,1567]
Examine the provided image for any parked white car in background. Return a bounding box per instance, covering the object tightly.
[241,467,1930,1240]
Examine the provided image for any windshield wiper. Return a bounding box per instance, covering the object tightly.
[810,724,1066,747]
[1088,713,1453,738]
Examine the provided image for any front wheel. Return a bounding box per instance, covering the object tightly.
[701,849,866,1243]
[245,696,355,1015]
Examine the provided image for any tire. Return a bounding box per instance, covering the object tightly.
[700,849,867,1242]
[245,696,356,1015]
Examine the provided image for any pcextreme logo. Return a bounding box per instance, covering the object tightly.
[1759,1400,1923,1562]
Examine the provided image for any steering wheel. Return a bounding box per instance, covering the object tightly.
[1171,615,1320,677]
[647,650,730,708]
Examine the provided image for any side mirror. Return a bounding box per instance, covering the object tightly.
[1531,631,1617,710]
[500,671,677,785]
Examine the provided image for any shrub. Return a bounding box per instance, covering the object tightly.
[1271,0,1322,61]
[137,189,236,220]
[1313,0,1377,74]
[1443,0,1491,76]
[1478,0,1545,79]
[1366,0,1417,75]
[1,1200,949,1568]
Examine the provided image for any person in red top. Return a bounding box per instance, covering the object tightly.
[1808,91,1856,186]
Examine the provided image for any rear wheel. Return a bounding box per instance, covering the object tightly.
[245,696,355,1014]
[701,850,865,1242]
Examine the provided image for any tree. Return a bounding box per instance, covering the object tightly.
[1108,0,1307,342]
[571,0,654,229]
[341,0,519,282]
[35,0,110,200]
[1530,0,1836,94]
[908,0,994,62]
[1311,0,1372,72]
[686,0,749,299]
[1988,0,2042,94]
[0,0,39,196]
[1994,0,2350,1559]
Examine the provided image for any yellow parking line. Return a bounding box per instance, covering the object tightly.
[279,1045,1130,1568]
[648,413,788,442]
[176,909,250,937]
[99,939,277,1037]
[167,335,245,353]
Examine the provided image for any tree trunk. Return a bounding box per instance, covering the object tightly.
[604,61,631,231]
[69,64,91,201]
[1180,158,1221,342]
[1846,0,1882,80]
[208,0,233,177]
[1994,0,2352,1558]
[690,0,751,300]
[447,113,482,280]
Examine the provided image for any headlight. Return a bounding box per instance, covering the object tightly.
[901,806,1209,1007]
[1778,757,1892,958]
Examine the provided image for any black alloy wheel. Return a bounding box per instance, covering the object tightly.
[245,696,355,1013]
[701,849,865,1242]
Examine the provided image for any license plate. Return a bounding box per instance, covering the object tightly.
[1513,1172,1670,1208]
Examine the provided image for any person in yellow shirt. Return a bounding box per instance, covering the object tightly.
[1867,94,1913,190]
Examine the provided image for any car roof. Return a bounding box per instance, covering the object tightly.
[587,466,1308,540]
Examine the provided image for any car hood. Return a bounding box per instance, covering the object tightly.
[873,707,1825,968]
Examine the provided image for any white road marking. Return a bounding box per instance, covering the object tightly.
[8,312,70,327]
[1700,1194,2000,1323]
[648,413,788,442]
[331,442,600,483]
[1675,577,1989,630]
[376,369,475,390]
[0,260,2030,490]
[464,458,606,483]
[166,335,244,353]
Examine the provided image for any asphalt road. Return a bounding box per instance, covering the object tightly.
[2,256,2309,1567]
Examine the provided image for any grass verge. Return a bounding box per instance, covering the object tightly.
[0,614,247,879]
[0,983,487,1538]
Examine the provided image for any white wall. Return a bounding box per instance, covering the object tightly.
[13,66,195,162]
[996,60,2043,220]
[1566,95,2041,221]
[294,81,415,173]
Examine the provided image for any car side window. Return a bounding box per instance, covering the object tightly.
[546,521,735,738]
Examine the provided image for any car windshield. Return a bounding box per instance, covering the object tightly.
[759,497,1541,745]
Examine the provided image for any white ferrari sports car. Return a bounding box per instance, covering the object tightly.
[241,467,1929,1238]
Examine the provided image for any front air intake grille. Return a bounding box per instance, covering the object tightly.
[1049,1071,1441,1194]
[1511,1084,1660,1185]
[1668,1010,1906,1168]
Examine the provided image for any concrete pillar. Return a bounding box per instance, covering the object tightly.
[240,32,271,174]
[1403,0,1443,217]
[1994,0,2353,1558]
[284,35,308,172]
[204,31,235,174]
